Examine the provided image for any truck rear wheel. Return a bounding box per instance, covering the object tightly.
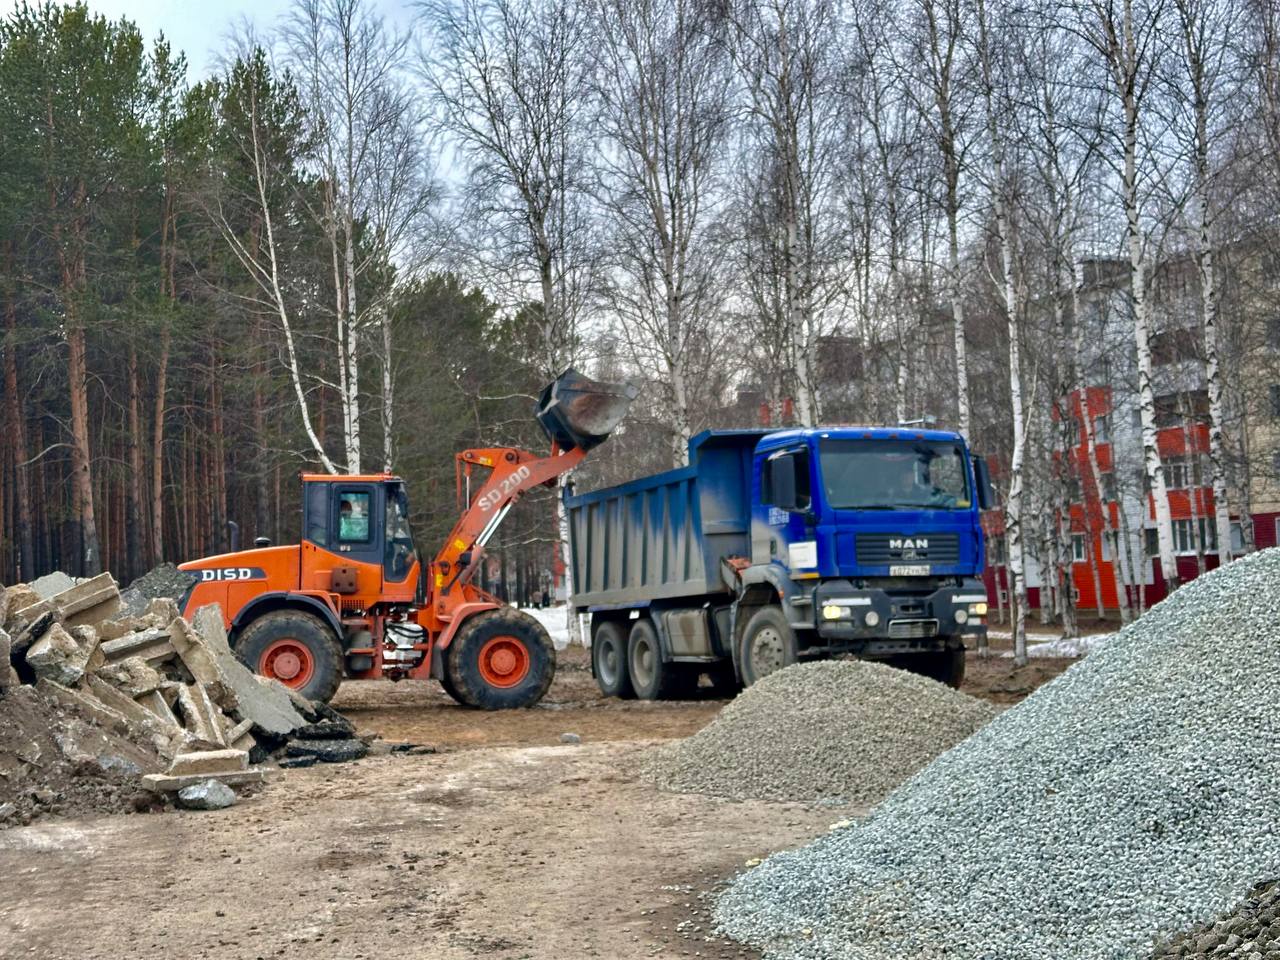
[592,620,634,699]
[627,619,694,700]
[235,610,344,704]
[739,606,797,687]
[445,609,556,710]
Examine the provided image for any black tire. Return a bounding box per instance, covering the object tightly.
[235,610,344,703]
[738,606,797,687]
[445,609,556,710]
[293,720,356,741]
[285,738,368,763]
[627,619,696,700]
[592,620,635,699]
[438,670,470,706]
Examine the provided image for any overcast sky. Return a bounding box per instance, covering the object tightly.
[1,0,416,80]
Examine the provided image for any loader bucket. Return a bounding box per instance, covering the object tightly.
[535,368,638,452]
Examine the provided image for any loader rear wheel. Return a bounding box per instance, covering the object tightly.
[235,610,344,704]
[592,620,634,699]
[445,609,555,710]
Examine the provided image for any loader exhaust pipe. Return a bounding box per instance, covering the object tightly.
[535,368,638,452]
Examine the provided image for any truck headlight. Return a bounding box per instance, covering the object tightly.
[822,604,843,621]
[969,602,988,617]
[864,610,880,627]
[955,609,968,624]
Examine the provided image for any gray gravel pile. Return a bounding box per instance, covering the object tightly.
[1149,880,1280,958]
[641,659,996,805]
[716,548,1280,960]
[128,563,192,600]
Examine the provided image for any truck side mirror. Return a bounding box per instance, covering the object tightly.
[769,455,799,511]
[974,457,995,511]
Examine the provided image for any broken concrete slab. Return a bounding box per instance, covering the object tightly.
[168,749,249,776]
[98,656,165,697]
[0,626,12,689]
[30,571,75,600]
[140,768,266,793]
[167,618,232,707]
[2,583,38,631]
[26,623,95,686]
[175,683,225,747]
[84,675,177,734]
[18,572,122,629]
[117,587,149,619]
[101,628,174,665]
[185,604,309,737]
[97,616,143,642]
[35,679,133,737]
[145,597,180,624]
[138,688,181,727]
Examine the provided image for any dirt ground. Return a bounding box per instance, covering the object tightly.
[0,647,1069,960]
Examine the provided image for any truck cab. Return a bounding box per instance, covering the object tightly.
[567,426,994,699]
[743,428,992,682]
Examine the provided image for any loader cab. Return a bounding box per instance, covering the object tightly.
[300,474,420,604]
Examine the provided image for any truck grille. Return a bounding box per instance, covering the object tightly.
[856,533,959,565]
[887,618,939,639]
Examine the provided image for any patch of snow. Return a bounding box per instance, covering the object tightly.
[990,632,1115,658]
[515,604,579,651]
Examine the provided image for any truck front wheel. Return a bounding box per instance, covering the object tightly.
[739,606,797,686]
[592,620,635,699]
[235,610,344,704]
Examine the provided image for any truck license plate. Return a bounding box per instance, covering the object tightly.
[890,564,931,576]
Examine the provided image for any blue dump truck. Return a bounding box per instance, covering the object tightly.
[564,427,995,699]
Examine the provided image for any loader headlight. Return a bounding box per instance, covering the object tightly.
[822,604,844,621]
[969,602,988,617]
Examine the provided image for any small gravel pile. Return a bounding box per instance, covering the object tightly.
[128,563,192,601]
[716,548,1280,960]
[641,660,996,805]
[1149,880,1280,958]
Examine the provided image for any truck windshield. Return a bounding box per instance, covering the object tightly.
[819,439,971,510]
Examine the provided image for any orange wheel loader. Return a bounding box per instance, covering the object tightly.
[175,369,636,709]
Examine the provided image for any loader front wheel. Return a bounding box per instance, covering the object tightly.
[235,610,344,704]
[445,609,556,710]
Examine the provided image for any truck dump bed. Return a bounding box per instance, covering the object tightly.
[565,430,769,611]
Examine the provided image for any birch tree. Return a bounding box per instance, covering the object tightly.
[1080,0,1179,594]
[728,0,844,426]
[905,0,974,435]
[422,0,595,379]
[589,0,731,465]
[975,0,1029,662]
[1170,0,1240,565]
[201,49,338,473]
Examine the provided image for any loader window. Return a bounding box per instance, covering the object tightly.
[384,484,417,582]
[305,481,331,546]
[337,492,372,543]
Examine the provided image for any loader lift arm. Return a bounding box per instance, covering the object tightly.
[429,443,586,612]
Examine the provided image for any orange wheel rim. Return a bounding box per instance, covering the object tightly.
[478,635,531,689]
[260,638,315,689]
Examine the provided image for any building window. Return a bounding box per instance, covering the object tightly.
[1071,533,1087,562]
[1271,385,1280,419]
[1165,458,1191,490]
[1093,416,1110,443]
[1101,472,1118,500]
[1173,518,1218,554]
[1273,449,1280,479]
[1144,527,1159,556]
[1131,409,1143,431]
[1269,317,1280,350]
[1231,522,1243,554]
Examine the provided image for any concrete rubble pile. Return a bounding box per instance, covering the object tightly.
[641,660,996,805]
[715,548,1280,960]
[1,570,361,823]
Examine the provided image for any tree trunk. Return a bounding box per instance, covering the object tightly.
[3,264,34,580]
[151,324,170,565]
